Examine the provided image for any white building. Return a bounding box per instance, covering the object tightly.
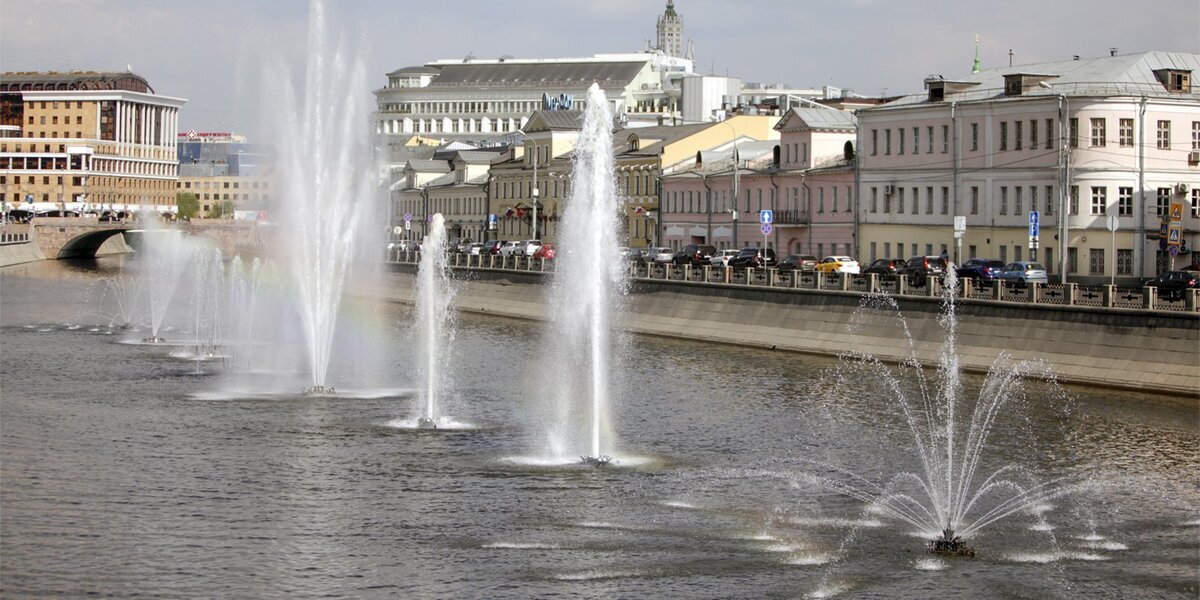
[856,51,1200,282]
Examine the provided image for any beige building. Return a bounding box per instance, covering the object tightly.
[0,71,185,216]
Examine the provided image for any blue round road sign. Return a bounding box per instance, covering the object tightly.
[760,223,773,235]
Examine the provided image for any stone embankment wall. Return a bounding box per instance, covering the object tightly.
[379,266,1199,396]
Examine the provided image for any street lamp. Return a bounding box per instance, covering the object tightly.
[727,207,739,249]
[1039,80,1070,284]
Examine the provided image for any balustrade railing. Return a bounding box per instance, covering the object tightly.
[384,254,1199,313]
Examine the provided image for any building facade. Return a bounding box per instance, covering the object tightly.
[856,51,1200,281]
[176,132,273,217]
[0,71,185,216]
[391,149,506,245]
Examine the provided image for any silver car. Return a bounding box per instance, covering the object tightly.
[710,249,741,267]
[521,239,543,257]
[647,247,675,264]
[498,241,522,257]
[996,261,1048,285]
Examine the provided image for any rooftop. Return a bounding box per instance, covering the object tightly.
[0,71,154,94]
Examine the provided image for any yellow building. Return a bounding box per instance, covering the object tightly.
[0,71,185,216]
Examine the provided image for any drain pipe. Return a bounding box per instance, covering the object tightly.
[1137,96,1147,278]
[802,176,813,254]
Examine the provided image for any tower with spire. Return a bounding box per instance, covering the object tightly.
[657,1,684,58]
[972,34,981,73]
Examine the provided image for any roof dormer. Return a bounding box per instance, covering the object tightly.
[924,76,980,102]
[1003,73,1058,96]
[1153,68,1192,93]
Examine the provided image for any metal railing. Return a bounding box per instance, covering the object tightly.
[385,252,1200,313]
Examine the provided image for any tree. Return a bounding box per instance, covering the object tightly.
[207,200,234,219]
[176,192,199,219]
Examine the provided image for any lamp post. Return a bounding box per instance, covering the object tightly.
[1040,80,1070,284]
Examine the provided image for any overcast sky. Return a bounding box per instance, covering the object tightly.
[2,0,1197,138]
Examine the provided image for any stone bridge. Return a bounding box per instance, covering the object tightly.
[26,217,263,259]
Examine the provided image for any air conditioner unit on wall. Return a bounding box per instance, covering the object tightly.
[884,184,896,196]
[1176,182,1189,194]
[1189,151,1200,165]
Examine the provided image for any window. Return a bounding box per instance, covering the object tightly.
[1015,246,1023,262]
[1045,118,1054,149]
[1069,118,1078,147]
[941,187,949,215]
[871,129,878,155]
[911,187,919,214]
[999,186,1008,215]
[1000,122,1008,151]
[1120,118,1134,147]
[897,187,904,213]
[1029,120,1037,149]
[885,129,892,154]
[971,186,979,214]
[1118,187,1133,216]
[1015,121,1024,150]
[971,123,978,151]
[1090,186,1107,215]
[926,187,933,214]
[1029,186,1037,218]
[871,187,878,212]
[898,128,905,155]
[1193,189,1200,217]
[1068,247,1078,273]
[1089,248,1105,274]
[999,246,1007,262]
[913,127,920,154]
[871,242,877,262]
[818,187,824,213]
[1117,249,1133,275]
[1157,120,1170,149]
[1015,186,1023,214]
[883,188,891,213]
[1090,118,1106,147]
[1045,185,1055,216]
[1070,185,1079,215]
[1157,187,1171,216]
[969,244,977,259]
[1193,121,1200,150]
[929,126,935,153]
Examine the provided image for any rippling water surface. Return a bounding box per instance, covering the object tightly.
[1,259,1196,599]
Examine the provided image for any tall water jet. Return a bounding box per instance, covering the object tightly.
[540,84,626,465]
[138,226,194,343]
[270,0,374,395]
[414,214,455,428]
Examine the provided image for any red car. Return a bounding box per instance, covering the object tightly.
[533,243,556,260]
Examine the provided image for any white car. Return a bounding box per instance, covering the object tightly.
[816,255,861,274]
[498,241,522,257]
[521,239,543,257]
[463,243,484,256]
[710,249,741,268]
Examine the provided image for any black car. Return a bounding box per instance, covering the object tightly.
[1143,270,1199,301]
[862,258,906,278]
[727,247,777,269]
[902,255,948,287]
[955,258,1005,282]
[778,254,818,273]
[673,244,717,266]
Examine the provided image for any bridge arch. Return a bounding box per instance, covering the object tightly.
[56,229,130,259]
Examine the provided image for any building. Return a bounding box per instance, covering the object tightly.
[0,71,185,216]
[176,132,274,218]
[660,107,856,254]
[372,2,696,158]
[856,51,1200,282]
[390,147,509,245]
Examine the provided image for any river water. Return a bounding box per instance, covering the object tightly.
[1,258,1196,599]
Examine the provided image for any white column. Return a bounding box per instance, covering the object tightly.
[116,102,123,143]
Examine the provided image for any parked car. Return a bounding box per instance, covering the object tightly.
[463,243,484,256]
[728,247,778,269]
[446,237,472,253]
[815,255,861,274]
[481,240,504,255]
[520,239,543,257]
[955,258,1005,282]
[778,254,819,273]
[1143,270,1200,301]
[902,255,949,287]
[710,249,742,268]
[673,244,717,266]
[646,247,675,264]
[498,241,522,257]
[533,243,556,260]
[861,258,906,278]
[996,261,1048,285]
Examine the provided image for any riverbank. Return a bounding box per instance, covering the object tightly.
[378,266,1200,397]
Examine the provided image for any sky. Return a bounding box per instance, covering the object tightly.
[2,0,1197,139]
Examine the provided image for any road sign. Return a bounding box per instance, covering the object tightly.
[1106,214,1118,232]
[1028,239,1039,249]
[953,216,966,233]
[403,212,413,222]
[1167,224,1182,246]
[392,226,402,235]
[1170,245,1181,257]
[404,220,411,231]
[487,213,497,230]
[1170,201,1184,221]
[1029,210,1039,226]
[1029,224,1039,239]
[760,223,773,235]
[760,209,773,224]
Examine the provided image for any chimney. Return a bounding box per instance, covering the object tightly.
[1109,48,1118,57]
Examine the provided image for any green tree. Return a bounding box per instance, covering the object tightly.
[207,199,234,219]
[176,192,199,219]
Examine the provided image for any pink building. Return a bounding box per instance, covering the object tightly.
[660,107,857,257]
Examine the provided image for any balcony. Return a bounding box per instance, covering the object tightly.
[774,209,809,225]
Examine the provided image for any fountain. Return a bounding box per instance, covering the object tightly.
[806,270,1075,554]
[270,0,374,396]
[538,84,625,466]
[414,214,455,428]
[137,224,195,344]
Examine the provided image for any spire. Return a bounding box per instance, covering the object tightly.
[665,0,678,19]
[972,34,981,73]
